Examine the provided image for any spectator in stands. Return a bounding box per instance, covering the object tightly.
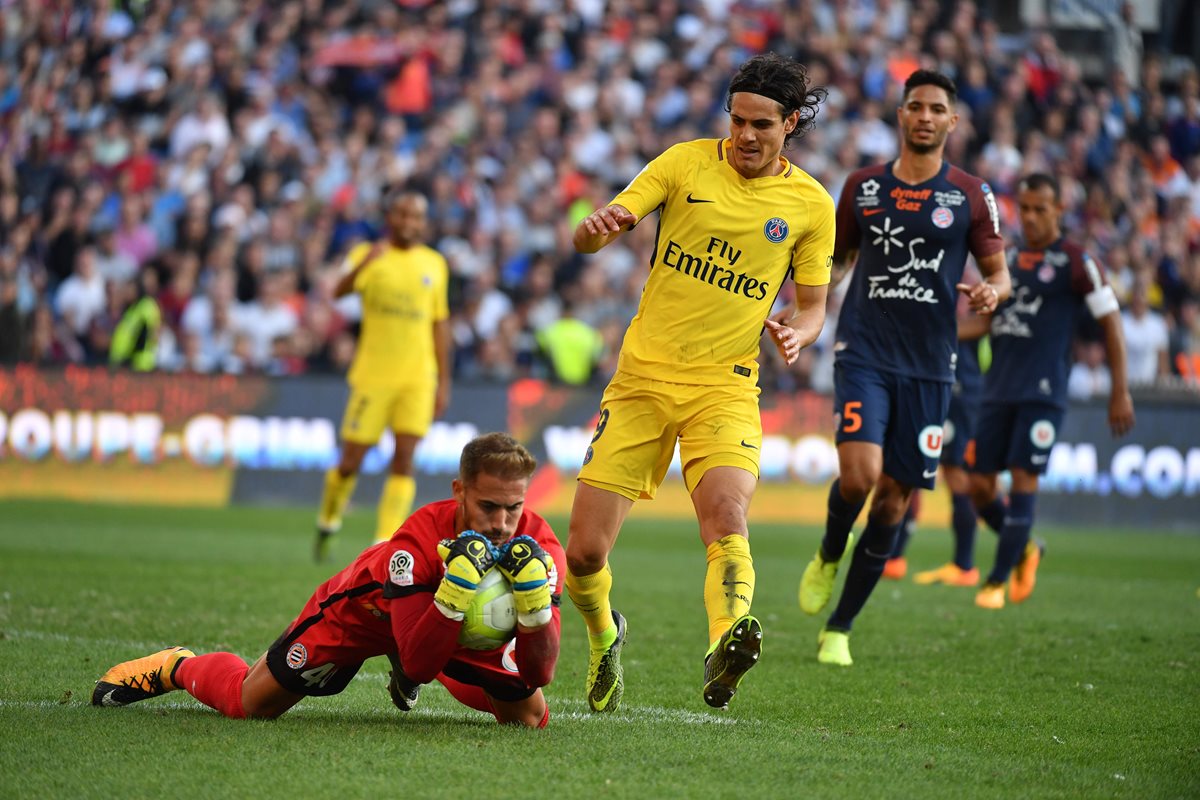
[1122,280,1171,385]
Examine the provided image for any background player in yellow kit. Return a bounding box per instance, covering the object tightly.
[314,189,451,560]
[563,53,836,712]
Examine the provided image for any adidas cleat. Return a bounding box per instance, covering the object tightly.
[799,534,853,615]
[386,653,421,712]
[702,615,763,709]
[913,563,980,586]
[1009,538,1045,604]
[975,582,1005,609]
[586,610,626,713]
[92,647,194,707]
[882,557,908,580]
[817,629,852,666]
[314,525,337,563]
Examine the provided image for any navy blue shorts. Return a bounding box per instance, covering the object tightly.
[941,384,981,468]
[972,401,1065,476]
[833,363,953,489]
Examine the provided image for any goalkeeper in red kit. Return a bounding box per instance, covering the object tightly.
[91,433,564,728]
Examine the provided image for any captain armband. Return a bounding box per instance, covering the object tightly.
[1085,285,1119,319]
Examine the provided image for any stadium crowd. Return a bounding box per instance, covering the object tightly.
[1,0,1198,394]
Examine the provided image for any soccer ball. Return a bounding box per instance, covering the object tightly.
[458,569,517,650]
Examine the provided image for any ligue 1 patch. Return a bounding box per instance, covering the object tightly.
[583,446,594,465]
[917,425,945,458]
[944,418,957,444]
[764,217,789,243]
[286,642,308,670]
[1038,264,1056,283]
[1029,420,1056,449]
[389,549,415,587]
[931,207,954,229]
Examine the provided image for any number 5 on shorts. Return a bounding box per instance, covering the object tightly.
[841,401,863,434]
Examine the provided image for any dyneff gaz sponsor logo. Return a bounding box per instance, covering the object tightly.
[660,237,770,300]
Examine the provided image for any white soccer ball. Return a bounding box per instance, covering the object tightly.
[458,569,517,650]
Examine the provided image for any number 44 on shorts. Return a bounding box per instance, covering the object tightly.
[300,662,338,689]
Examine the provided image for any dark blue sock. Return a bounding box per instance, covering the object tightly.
[977,497,1006,534]
[890,503,917,558]
[950,493,978,570]
[821,479,866,563]
[986,492,1036,584]
[827,516,902,632]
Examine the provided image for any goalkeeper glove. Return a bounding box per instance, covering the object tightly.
[497,535,555,628]
[434,531,497,619]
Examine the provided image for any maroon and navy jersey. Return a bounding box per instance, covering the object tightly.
[834,161,1004,383]
[984,237,1109,408]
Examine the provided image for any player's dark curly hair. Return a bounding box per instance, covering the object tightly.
[725,52,826,144]
[460,432,537,484]
[902,69,958,104]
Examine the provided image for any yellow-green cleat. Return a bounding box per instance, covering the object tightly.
[702,615,763,710]
[92,646,194,706]
[817,629,852,667]
[799,534,853,615]
[586,610,626,713]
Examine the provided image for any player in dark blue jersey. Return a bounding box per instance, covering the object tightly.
[884,337,986,587]
[967,173,1134,610]
[797,70,1011,667]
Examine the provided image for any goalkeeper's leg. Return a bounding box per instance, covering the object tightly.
[565,481,634,713]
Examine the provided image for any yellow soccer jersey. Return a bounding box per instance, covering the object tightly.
[611,138,835,386]
[345,241,449,388]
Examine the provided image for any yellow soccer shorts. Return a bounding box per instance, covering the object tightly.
[340,382,435,444]
[577,370,762,501]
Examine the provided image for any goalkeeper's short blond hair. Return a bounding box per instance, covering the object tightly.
[460,432,537,485]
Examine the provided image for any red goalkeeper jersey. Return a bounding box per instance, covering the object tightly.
[268,498,563,697]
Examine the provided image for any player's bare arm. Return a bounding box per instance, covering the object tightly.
[957,313,991,341]
[573,204,638,254]
[766,282,829,365]
[829,247,858,288]
[332,241,385,298]
[433,318,452,418]
[1098,311,1135,436]
[956,250,1010,314]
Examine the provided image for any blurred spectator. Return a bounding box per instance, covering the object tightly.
[1122,281,1171,385]
[536,298,604,386]
[1068,339,1114,400]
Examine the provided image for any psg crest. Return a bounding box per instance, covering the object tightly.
[764,217,789,243]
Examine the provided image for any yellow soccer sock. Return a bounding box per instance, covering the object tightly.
[317,468,357,532]
[565,564,616,649]
[374,475,416,542]
[704,534,755,649]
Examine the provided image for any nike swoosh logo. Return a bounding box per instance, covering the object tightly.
[740,440,758,450]
[101,690,121,707]
[686,193,714,204]
[922,469,938,479]
[863,208,886,216]
[722,580,752,587]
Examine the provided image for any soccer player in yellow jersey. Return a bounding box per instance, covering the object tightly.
[314,190,451,561]
[564,53,836,711]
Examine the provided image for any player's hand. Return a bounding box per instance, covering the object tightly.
[957,281,1001,314]
[1108,389,1135,437]
[765,309,802,365]
[581,205,638,236]
[497,535,555,628]
[433,531,498,618]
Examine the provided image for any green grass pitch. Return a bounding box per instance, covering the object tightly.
[1,499,1197,799]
